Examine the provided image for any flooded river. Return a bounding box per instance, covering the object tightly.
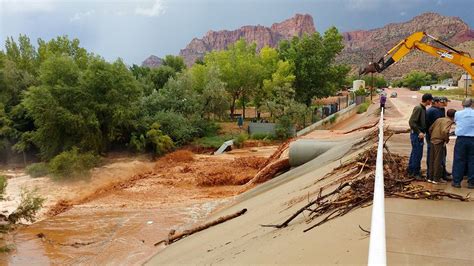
[5,197,228,265]
[0,148,275,265]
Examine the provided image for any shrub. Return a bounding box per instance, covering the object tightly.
[233,133,248,148]
[190,119,220,138]
[357,101,370,114]
[25,163,49,178]
[275,115,293,140]
[7,188,45,223]
[0,175,6,199]
[153,111,197,145]
[250,133,275,140]
[128,134,147,153]
[146,123,175,156]
[49,148,100,179]
[329,113,339,124]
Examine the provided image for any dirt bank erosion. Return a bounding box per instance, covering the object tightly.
[4,146,276,265]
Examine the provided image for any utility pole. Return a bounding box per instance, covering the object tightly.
[370,53,374,101]
[465,72,468,98]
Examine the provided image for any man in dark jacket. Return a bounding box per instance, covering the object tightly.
[408,93,433,179]
[425,97,444,179]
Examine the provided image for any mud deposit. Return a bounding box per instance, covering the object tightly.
[2,147,275,265]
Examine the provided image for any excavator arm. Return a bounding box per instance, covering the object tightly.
[360,32,474,92]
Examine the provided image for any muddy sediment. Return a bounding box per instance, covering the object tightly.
[4,146,278,265]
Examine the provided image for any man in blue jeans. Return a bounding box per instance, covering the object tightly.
[408,93,433,180]
[452,98,474,189]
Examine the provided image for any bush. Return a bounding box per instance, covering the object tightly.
[233,133,248,148]
[153,111,197,145]
[0,175,6,199]
[357,101,370,114]
[7,188,45,223]
[146,123,175,156]
[250,133,275,140]
[190,118,220,138]
[329,113,339,124]
[49,148,100,179]
[275,115,293,140]
[128,133,147,153]
[25,163,49,178]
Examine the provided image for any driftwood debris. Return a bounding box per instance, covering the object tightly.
[247,158,290,185]
[343,120,379,134]
[154,208,247,246]
[262,146,469,233]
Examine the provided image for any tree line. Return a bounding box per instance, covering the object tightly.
[0,28,348,176]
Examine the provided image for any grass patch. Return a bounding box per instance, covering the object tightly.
[329,114,339,124]
[193,134,235,149]
[250,133,275,140]
[25,162,49,178]
[357,101,370,114]
[418,88,472,101]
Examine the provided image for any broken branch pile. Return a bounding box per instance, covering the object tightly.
[263,146,469,233]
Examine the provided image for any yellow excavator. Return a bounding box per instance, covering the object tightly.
[360,31,474,95]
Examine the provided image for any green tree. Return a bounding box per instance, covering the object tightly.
[278,27,349,105]
[205,39,263,118]
[37,36,89,69]
[162,55,186,72]
[402,71,433,90]
[148,65,176,91]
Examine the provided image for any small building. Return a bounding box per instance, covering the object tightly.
[458,74,472,89]
[351,80,365,91]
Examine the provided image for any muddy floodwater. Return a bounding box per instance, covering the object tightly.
[1,147,276,265]
[7,198,227,265]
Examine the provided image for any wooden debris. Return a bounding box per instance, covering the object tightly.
[247,158,290,185]
[262,147,469,233]
[343,120,379,134]
[154,208,247,246]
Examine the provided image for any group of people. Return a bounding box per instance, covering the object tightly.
[408,93,474,188]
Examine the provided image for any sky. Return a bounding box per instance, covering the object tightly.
[1,0,473,65]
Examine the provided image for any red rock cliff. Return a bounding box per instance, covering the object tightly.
[179,14,316,66]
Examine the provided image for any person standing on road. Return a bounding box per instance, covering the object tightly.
[380,93,387,112]
[237,115,244,130]
[428,109,456,184]
[425,97,444,180]
[452,98,474,189]
[407,93,433,180]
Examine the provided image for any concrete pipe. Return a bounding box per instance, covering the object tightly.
[289,139,335,167]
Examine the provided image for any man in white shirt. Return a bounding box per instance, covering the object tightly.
[452,98,474,189]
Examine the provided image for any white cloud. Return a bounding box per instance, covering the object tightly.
[70,9,95,22]
[135,0,166,17]
[0,0,57,13]
[346,0,424,11]
[400,11,407,16]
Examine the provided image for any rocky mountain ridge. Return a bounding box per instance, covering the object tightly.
[339,12,474,78]
[178,14,315,66]
[143,12,474,78]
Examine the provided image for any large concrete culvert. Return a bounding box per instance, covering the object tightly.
[289,139,336,167]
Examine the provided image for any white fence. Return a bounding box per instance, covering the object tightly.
[368,108,387,266]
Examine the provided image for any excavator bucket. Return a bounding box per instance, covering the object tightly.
[358,62,378,75]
